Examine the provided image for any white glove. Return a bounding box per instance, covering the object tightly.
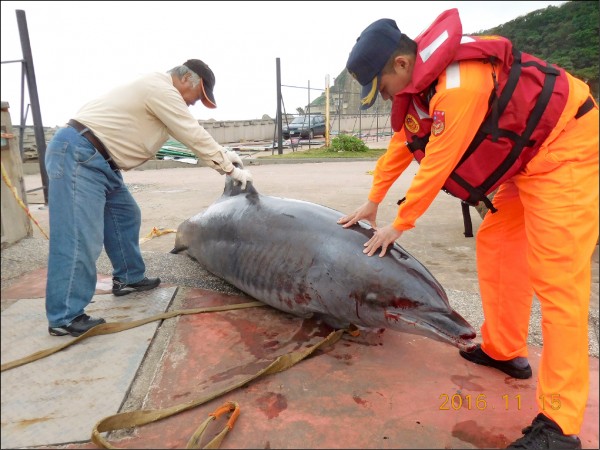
[229,167,253,190]
[224,148,244,168]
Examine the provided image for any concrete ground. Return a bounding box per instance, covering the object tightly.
[1,141,598,449]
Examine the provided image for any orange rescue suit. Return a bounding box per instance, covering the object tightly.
[369,10,599,435]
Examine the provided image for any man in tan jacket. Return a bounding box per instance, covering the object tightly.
[45,59,252,337]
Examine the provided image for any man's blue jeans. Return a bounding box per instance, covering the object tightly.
[45,126,146,327]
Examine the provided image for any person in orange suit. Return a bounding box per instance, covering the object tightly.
[339,10,598,449]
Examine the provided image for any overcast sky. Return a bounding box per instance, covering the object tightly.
[1,1,566,127]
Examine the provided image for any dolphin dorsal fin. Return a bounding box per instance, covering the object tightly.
[223,176,259,197]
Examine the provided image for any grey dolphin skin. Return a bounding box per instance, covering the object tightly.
[172,168,477,352]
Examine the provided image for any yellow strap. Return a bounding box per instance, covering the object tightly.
[0,299,265,372]
[91,329,344,449]
[0,161,49,239]
[139,226,177,244]
[1,280,346,448]
[186,401,240,449]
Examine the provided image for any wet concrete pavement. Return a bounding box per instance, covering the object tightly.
[1,144,598,449]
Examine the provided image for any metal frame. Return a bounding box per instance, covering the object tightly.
[1,9,49,204]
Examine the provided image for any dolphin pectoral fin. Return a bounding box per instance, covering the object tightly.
[170,240,189,254]
[169,246,187,255]
[317,314,353,331]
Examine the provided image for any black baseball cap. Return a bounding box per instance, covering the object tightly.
[346,18,402,110]
[183,59,217,109]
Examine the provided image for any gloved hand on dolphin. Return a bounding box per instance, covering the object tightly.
[223,148,244,168]
[223,148,253,190]
[228,166,253,190]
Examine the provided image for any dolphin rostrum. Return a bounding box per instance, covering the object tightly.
[172,167,476,352]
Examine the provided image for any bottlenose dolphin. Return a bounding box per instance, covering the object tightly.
[172,167,476,352]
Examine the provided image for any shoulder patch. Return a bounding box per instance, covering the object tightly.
[404,114,420,134]
[432,110,445,136]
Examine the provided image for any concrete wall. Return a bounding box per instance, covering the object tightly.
[199,118,277,142]
[1,101,33,248]
[199,114,393,142]
[13,114,392,161]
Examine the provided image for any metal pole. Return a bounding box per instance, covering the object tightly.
[307,80,310,145]
[359,107,362,139]
[276,58,283,155]
[376,107,379,142]
[325,75,330,147]
[338,90,341,135]
[16,9,49,204]
[19,62,26,161]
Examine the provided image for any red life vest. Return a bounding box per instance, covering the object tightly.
[391,8,569,211]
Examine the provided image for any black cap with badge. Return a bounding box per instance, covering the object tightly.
[346,18,402,110]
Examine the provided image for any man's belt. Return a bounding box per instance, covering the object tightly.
[67,119,119,171]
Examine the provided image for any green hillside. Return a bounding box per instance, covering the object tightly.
[319,1,598,112]
[474,0,599,98]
